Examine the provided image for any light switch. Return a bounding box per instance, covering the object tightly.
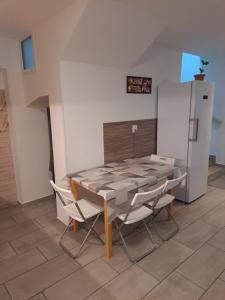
[132,124,138,133]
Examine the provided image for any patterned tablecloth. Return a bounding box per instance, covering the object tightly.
[68,156,176,222]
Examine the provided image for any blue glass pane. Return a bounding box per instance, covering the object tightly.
[180,52,201,82]
[21,36,35,70]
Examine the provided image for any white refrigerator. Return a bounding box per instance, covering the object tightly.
[157,81,214,203]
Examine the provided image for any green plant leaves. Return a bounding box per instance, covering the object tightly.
[201,59,209,66]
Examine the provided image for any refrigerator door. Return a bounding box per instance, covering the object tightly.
[157,83,192,167]
[187,81,214,203]
[157,83,192,201]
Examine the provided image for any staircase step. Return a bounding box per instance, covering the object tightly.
[208,165,225,182]
[209,155,216,167]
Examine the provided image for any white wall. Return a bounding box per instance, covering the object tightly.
[22,0,87,187]
[61,44,182,173]
[0,37,52,203]
[21,0,88,221]
[208,59,225,165]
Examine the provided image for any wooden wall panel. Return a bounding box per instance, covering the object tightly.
[104,119,157,163]
[0,91,17,208]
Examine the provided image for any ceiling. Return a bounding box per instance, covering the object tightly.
[0,0,224,59]
[0,0,75,39]
[118,0,225,59]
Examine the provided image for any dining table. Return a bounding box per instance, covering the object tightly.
[68,156,177,258]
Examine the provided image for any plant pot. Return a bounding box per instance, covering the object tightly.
[194,74,205,81]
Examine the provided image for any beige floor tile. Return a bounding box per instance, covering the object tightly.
[117,229,159,262]
[177,244,225,289]
[29,293,46,300]
[207,227,225,252]
[13,205,55,224]
[29,294,46,300]
[87,265,158,300]
[174,191,224,227]
[35,211,57,227]
[0,216,16,230]
[201,202,225,228]
[6,254,80,300]
[0,220,40,244]
[0,248,46,284]
[143,272,204,300]
[200,279,225,300]
[174,204,209,227]
[74,243,105,266]
[44,258,117,300]
[10,229,49,254]
[195,191,225,210]
[0,285,11,300]
[220,270,225,281]
[138,239,193,281]
[43,219,66,237]
[0,242,16,262]
[38,239,64,260]
[0,205,23,219]
[102,245,132,273]
[174,220,219,250]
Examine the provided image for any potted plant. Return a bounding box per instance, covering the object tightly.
[194,59,209,80]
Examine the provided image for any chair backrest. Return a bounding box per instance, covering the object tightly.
[50,180,74,206]
[150,154,175,166]
[131,182,167,208]
[164,172,187,193]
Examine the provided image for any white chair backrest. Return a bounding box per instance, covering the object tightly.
[50,180,74,206]
[150,154,175,166]
[164,173,187,193]
[131,182,167,208]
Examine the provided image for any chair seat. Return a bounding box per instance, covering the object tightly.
[149,194,174,210]
[118,206,153,225]
[64,199,103,222]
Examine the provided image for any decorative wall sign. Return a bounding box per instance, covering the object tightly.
[127,76,152,94]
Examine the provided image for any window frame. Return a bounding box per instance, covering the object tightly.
[20,35,36,73]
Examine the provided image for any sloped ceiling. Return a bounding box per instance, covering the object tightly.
[63,0,225,66]
[118,0,225,59]
[62,0,166,68]
[0,0,76,39]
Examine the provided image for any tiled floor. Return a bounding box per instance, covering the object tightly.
[0,186,225,300]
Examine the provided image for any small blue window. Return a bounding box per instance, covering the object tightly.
[21,36,35,70]
[180,52,201,82]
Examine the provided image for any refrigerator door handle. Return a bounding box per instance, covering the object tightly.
[189,118,199,142]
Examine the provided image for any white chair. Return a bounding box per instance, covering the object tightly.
[150,154,175,166]
[50,180,104,259]
[114,182,167,263]
[149,173,187,241]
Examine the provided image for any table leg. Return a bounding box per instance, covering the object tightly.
[167,188,175,221]
[104,200,112,258]
[70,180,79,232]
[167,203,173,221]
[72,219,79,232]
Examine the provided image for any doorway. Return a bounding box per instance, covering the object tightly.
[0,87,17,209]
